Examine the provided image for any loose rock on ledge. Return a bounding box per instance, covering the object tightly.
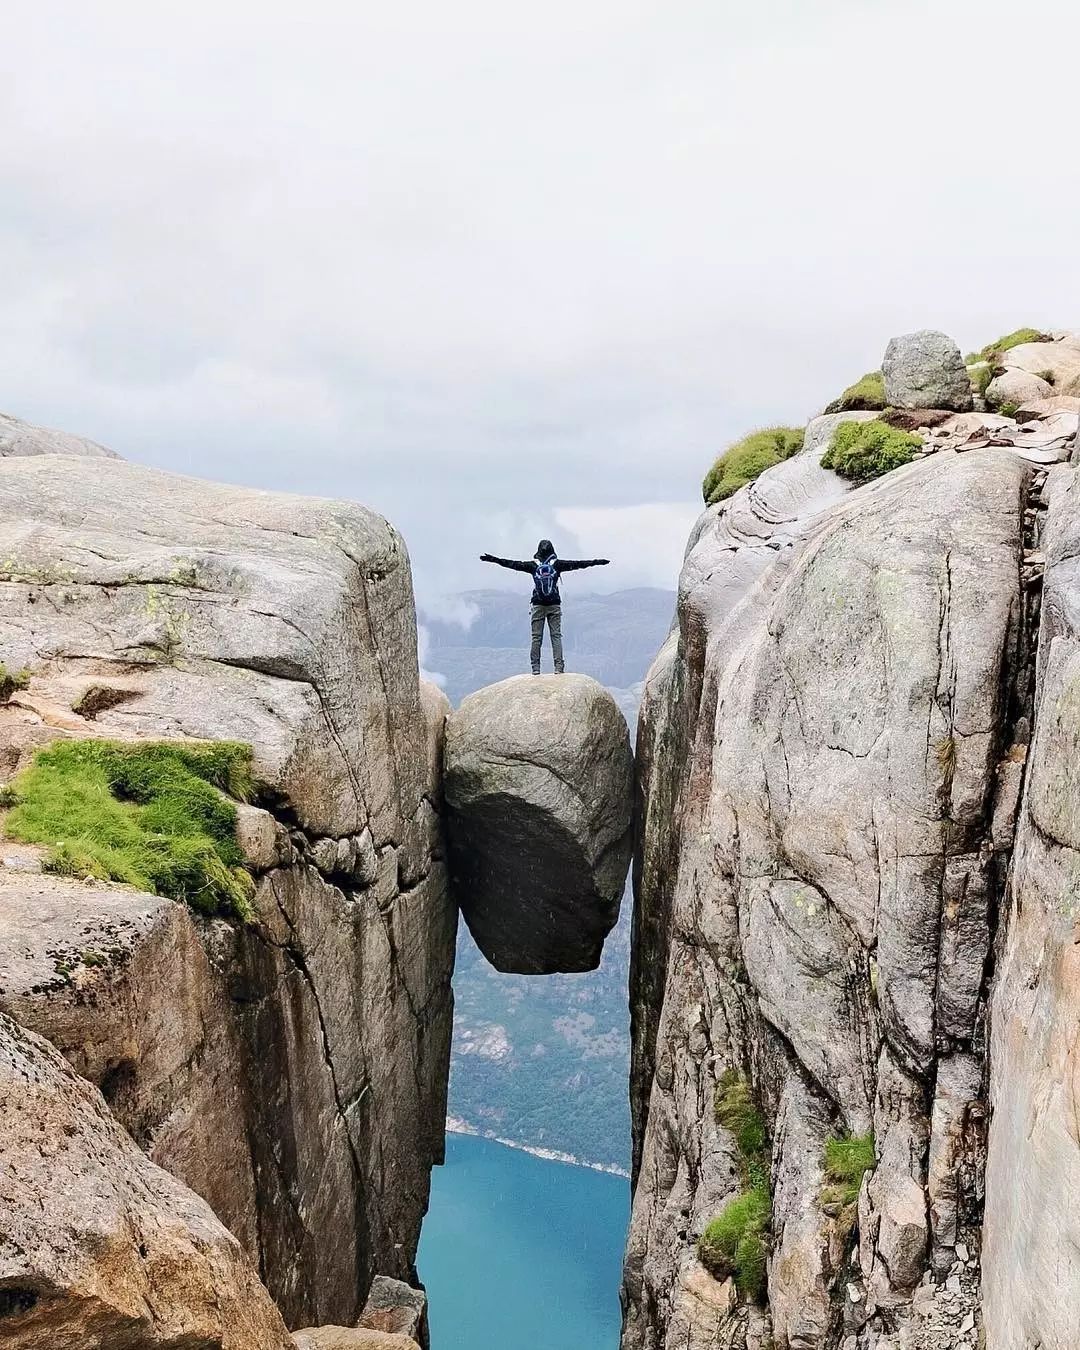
[444,673,633,974]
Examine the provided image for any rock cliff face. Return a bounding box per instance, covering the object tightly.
[0,455,455,1329]
[982,466,1080,1350]
[624,420,1057,1347]
[0,1012,294,1349]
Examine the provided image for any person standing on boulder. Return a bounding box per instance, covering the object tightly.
[479,539,610,675]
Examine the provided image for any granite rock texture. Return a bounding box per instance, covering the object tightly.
[0,1012,293,1350]
[624,447,1033,1350]
[0,454,454,1329]
[444,673,632,973]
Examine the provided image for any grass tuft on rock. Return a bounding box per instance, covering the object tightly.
[698,1070,772,1302]
[824,371,885,414]
[967,327,1052,366]
[0,662,30,702]
[821,419,920,484]
[3,739,256,920]
[702,427,805,505]
[967,362,993,396]
[822,1132,875,1208]
[715,1069,768,1160]
[698,1187,770,1301]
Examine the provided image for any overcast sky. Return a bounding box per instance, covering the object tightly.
[2,1,1079,608]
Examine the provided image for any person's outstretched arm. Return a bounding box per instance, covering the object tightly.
[479,553,536,573]
[556,558,610,571]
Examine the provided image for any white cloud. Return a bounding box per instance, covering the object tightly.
[0,0,1078,596]
[419,597,481,630]
[554,503,702,591]
[416,623,446,688]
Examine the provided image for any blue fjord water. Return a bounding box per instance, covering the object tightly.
[418,1132,630,1349]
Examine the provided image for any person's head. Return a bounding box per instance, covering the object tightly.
[535,538,556,560]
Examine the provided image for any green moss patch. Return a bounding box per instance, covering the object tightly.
[824,371,886,414]
[822,1132,875,1208]
[715,1069,768,1161]
[698,1070,772,1301]
[967,362,993,396]
[967,327,1052,366]
[0,662,30,702]
[698,1186,770,1300]
[821,419,920,484]
[3,739,256,920]
[702,427,805,506]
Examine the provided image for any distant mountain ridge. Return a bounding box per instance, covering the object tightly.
[421,586,674,708]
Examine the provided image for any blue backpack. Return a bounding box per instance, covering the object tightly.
[534,555,559,599]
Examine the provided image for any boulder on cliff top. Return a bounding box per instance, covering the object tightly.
[0,1012,292,1350]
[882,329,974,411]
[444,673,633,973]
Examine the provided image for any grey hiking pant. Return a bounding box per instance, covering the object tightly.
[530,603,564,674]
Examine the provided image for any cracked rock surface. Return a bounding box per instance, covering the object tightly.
[0,872,262,1262]
[982,464,1080,1350]
[623,447,1033,1350]
[0,1012,293,1350]
[0,455,455,1329]
[444,673,633,973]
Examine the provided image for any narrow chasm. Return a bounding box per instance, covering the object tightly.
[417,663,641,1348]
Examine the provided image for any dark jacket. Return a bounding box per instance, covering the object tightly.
[480,539,609,606]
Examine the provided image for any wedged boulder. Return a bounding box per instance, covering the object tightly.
[882,329,974,411]
[0,409,119,459]
[444,673,632,973]
[0,1012,292,1349]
